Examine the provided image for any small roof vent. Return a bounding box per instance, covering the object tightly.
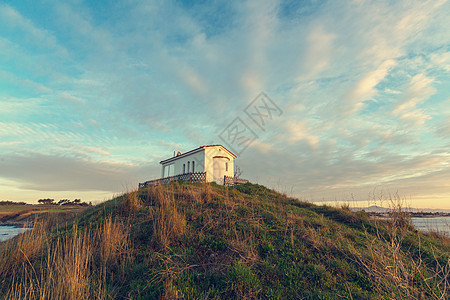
[174,150,182,157]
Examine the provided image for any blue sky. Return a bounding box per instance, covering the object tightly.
[0,0,449,208]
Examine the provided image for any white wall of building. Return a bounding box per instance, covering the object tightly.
[160,145,235,184]
[161,150,205,178]
[204,146,234,183]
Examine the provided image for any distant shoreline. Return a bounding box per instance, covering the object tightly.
[0,204,87,228]
[0,222,31,228]
[410,215,450,218]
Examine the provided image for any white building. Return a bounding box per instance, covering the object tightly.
[160,145,236,184]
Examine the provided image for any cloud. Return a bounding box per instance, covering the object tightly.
[1,1,449,207]
[249,140,273,154]
[0,4,67,55]
[0,152,159,192]
[342,59,397,115]
[0,96,45,115]
[177,66,209,96]
[240,142,450,203]
[435,116,450,138]
[429,51,450,72]
[283,120,319,148]
[392,73,436,125]
[57,91,85,103]
[0,69,52,94]
[240,0,279,95]
[298,25,335,80]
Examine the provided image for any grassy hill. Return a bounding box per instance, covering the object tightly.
[1,182,449,299]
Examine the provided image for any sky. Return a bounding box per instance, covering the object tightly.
[0,0,449,208]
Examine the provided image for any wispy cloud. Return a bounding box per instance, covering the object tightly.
[0,4,67,55]
[0,0,449,206]
[342,59,397,115]
[0,152,157,192]
[392,73,436,125]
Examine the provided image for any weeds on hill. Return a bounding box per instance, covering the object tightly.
[347,192,450,299]
[1,182,449,299]
[1,214,131,299]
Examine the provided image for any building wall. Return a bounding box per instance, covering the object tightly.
[204,146,235,183]
[160,146,235,184]
[161,150,205,178]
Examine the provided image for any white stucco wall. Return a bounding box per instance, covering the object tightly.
[161,150,205,178]
[160,145,235,184]
[204,146,234,183]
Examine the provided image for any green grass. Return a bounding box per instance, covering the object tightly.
[1,182,449,299]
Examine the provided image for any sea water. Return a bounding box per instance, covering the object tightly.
[411,217,450,236]
[0,225,31,242]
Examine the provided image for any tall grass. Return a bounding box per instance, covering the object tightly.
[148,186,187,249]
[121,190,142,214]
[0,221,47,276]
[347,193,450,299]
[1,182,449,299]
[0,210,132,299]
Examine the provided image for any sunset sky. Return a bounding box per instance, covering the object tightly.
[1,0,449,208]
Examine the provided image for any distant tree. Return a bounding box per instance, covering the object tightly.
[38,198,55,205]
[53,198,90,206]
[58,199,71,205]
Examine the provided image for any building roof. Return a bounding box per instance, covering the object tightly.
[159,145,236,164]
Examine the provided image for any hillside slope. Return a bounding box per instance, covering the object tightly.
[1,182,449,299]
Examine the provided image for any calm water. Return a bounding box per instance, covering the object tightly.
[411,217,450,236]
[0,225,31,242]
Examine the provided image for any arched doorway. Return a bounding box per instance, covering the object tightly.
[213,156,229,184]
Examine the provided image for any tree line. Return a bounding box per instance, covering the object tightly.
[0,201,27,206]
[37,198,92,206]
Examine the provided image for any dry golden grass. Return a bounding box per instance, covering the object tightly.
[0,221,47,275]
[161,279,181,300]
[1,213,131,299]
[2,183,449,299]
[4,226,94,300]
[121,190,142,214]
[99,216,131,265]
[346,195,450,299]
[45,227,93,299]
[150,186,187,249]
[229,229,259,265]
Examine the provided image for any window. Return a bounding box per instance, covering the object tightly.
[226,162,228,172]
[166,164,174,177]
[183,164,185,174]
[192,161,195,172]
[187,161,190,173]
